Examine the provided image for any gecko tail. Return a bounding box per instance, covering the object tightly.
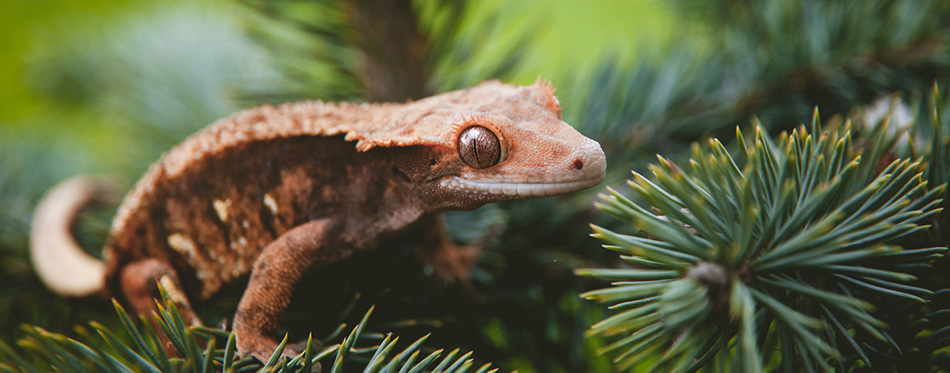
[30,176,118,297]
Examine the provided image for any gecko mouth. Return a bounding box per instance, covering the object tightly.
[439,157,606,198]
[440,175,604,198]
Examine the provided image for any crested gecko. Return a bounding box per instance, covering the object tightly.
[30,79,606,360]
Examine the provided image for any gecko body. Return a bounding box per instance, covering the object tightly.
[30,80,606,360]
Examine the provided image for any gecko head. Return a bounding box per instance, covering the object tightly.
[392,79,606,210]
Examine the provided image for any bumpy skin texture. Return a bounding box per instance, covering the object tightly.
[70,80,605,360]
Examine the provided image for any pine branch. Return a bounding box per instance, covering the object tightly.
[579,106,947,371]
[838,83,950,372]
[236,0,534,102]
[344,0,430,101]
[0,284,498,373]
[234,0,364,102]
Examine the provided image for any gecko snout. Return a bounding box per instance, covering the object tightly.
[568,141,607,184]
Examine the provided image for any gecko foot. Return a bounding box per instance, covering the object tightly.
[423,222,501,283]
[237,334,323,370]
[288,337,324,359]
[425,242,482,283]
[236,335,287,359]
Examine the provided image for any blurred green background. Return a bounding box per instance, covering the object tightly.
[0,0,669,123]
[0,1,677,370]
[3,0,950,371]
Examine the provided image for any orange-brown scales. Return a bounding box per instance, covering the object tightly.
[30,80,606,361]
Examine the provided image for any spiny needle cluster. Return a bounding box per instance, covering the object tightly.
[579,109,946,372]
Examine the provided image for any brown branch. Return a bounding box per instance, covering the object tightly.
[344,0,432,102]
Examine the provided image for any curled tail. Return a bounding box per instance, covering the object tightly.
[30,176,119,297]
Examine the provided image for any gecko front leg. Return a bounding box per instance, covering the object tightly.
[233,219,345,361]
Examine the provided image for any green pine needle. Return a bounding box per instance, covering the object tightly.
[580,107,948,370]
[0,284,496,373]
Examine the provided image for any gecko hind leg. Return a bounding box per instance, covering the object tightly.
[119,258,204,349]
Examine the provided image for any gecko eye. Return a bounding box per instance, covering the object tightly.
[457,125,501,169]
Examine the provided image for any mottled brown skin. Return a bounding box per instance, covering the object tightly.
[35,80,606,361]
[107,137,423,298]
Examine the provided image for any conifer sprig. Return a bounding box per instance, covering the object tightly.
[0,285,497,373]
[579,109,946,371]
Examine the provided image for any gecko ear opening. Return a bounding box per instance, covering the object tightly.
[457,125,501,168]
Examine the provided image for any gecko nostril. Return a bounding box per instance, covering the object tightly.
[573,158,584,170]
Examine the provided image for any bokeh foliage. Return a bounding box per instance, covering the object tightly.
[2,0,950,372]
